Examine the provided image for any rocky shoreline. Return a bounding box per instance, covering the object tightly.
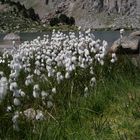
[0,12,138,33]
[0,0,140,33]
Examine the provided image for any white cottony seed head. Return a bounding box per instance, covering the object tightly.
[13,98,21,106]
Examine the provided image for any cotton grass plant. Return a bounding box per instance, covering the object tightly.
[0,29,140,139]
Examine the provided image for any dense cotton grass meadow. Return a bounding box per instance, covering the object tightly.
[0,29,140,140]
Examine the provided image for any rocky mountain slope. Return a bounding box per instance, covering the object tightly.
[3,0,140,29]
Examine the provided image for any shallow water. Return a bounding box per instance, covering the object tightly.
[0,31,132,49]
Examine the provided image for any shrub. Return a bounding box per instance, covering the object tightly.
[50,17,60,26]
[59,14,70,24]
[50,14,75,26]
[69,17,75,25]
[27,8,40,21]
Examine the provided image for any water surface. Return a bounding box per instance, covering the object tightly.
[0,31,132,49]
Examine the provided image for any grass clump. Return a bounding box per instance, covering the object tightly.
[0,55,140,140]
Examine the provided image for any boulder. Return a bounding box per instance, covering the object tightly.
[24,108,36,120]
[129,31,140,37]
[110,31,140,54]
[3,33,20,41]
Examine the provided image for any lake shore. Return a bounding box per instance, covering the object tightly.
[0,25,137,33]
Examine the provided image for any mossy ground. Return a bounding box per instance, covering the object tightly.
[0,11,78,33]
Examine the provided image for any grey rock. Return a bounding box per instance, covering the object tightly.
[3,33,20,41]
[23,108,36,120]
[110,31,140,54]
